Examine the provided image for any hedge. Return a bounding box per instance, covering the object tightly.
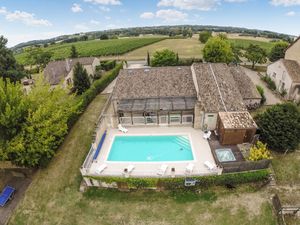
[85,169,270,189]
[67,63,122,127]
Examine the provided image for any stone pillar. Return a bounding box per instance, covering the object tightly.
[194,101,203,129]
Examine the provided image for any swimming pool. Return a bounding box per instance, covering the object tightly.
[107,135,194,162]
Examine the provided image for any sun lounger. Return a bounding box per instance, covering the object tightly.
[203,131,211,140]
[0,186,16,207]
[157,164,168,176]
[185,163,194,175]
[204,161,217,170]
[95,164,107,174]
[118,124,128,133]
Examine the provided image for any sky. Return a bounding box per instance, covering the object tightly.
[0,0,300,47]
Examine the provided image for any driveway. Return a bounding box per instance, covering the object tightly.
[242,67,282,105]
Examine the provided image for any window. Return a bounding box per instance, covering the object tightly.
[272,72,276,78]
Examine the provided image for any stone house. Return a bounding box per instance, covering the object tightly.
[285,36,300,64]
[43,57,100,87]
[112,63,261,131]
[267,59,300,102]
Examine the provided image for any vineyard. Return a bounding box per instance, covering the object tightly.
[15,37,165,65]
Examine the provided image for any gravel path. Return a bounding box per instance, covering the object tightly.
[242,67,282,105]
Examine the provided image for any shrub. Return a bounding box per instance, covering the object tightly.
[248,141,271,161]
[203,37,234,63]
[261,76,276,91]
[100,60,116,71]
[256,85,266,104]
[151,49,177,67]
[255,103,300,152]
[87,169,270,190]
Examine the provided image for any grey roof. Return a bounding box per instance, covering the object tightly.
[44,57,97,85]
[281,59,300,83]
[192,63,247,112]
[230,66,261,99]
[113,67,197,100]
[118,97,197,112]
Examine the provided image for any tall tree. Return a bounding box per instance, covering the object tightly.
[244,44,267,69]
[147,51,150,66]
[70,45,78,58]
[6,79,78,167]
[25,47,52,71]
[151,49,177,67]
[255,103,300,152]
[0,78,29,140]
[269,41,289,62]
[72,62,90,94]
[203,36,234,63]
[199,31,212,43]
[0,36,26,82]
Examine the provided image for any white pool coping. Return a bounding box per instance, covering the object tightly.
[88,127,222,178]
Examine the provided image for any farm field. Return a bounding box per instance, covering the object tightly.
[8,91,278,225]
[228,38,276,53]
[14,37,165,65]
[120,36,204,60]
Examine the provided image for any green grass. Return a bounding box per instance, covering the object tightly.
[15,37,165,65]
[271,151,300,185]
[228,38,276,53]
[9,91,277,225]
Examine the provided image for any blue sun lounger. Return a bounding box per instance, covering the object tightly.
[0,186,16,207]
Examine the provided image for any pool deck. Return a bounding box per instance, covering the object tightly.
[87,127,222,178]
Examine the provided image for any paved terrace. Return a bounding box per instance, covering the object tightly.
[86,127,222,178]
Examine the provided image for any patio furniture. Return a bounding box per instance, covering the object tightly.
[185,163,194,175]
[157,164,168,176]
[203,131,211,140]
[0,186,16,207]
[204,161,217,170]
[118,124,128,133]
[95,164,107,174]
[123,165,135,177]
[171,167,176,178]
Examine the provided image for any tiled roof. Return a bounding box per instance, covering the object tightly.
[44,57,97,85]
[113,67,197,100]
[230,66,261,99]
[281,59,300,83]
[192,63,247,112]
[219,111,257,129]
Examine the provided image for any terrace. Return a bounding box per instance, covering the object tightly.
[81,127,222,182]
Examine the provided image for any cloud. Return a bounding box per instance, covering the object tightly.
[140,9,187,22]
[286,10,296,16]
[0,8,52,26]
[71,3,83,13]
[99,6,110,11]
[270,0,300,6]
[140,12,155,19]
[84,0,121,5]
[157,0,220,11]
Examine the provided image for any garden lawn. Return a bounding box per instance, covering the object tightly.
[9,92,277,225]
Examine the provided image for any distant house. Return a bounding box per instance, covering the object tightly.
[267,59,300,102]
[285,36,300,64]
[43,57,100,86]
[112,63,261,131]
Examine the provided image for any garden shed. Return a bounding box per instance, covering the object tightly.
[217,111,257,145]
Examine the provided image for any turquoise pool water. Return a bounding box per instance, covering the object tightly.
[107,135,194,162]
